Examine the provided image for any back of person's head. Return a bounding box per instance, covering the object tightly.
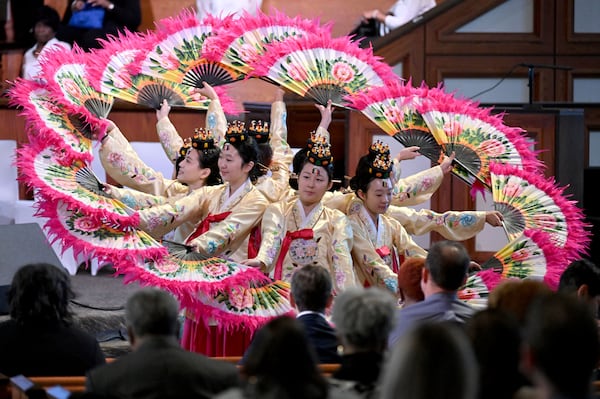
[558,258,600,300]
[8,263,74,327]
[522,292,600,397]
[125,288,180,339]
[332,287,396,353]
[425,241,470,291]
[488,279,552,325]
[33,5,61,32]
[290,265,332,313]
[380,321,478,399]
[465,308,526,399]
[398,257,426,304]
[243,316,328,399]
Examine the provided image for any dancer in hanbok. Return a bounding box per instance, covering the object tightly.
[243,133,357,294]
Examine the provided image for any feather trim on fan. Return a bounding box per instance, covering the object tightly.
[419,89,544,188]
[87,31,240,112]
[115,239,271,304]
[16,143,139,228]
[139,10,244,88]
[184,280,294,334]
[490,162,590,261]
[480,229,568,290]
[37,199,167,268]
[8,78,96,164]
[249,31,400,107]
[345,80,444,162]
[204,8,331,76]
[40,45,114,124]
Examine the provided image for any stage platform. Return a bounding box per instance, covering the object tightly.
[0,264,143,359]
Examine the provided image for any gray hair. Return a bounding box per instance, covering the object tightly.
[332,287,397,351]
[125,288,180,338]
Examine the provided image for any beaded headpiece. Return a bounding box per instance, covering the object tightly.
[306,136,333,167]
[225,120,248,144]
[178,128,215,157]
[367,141,392,179]
[306,131,319,150]
[247,120,270,144]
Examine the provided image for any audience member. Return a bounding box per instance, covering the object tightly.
[558,258,600,317]
[362,0,436,37]
[196,0,262,20]
[216,316,355,399]
[397,257,425,307]
[329,287,397,399]
[388,240,474,346]
[57,0,141,50]
[0,263,105,376]
[380,321,478,399]
[290,265,341,364]
[520,293,600,399]
[21,5,71,82]
[465,308,528,399]
[487,279,552,326]
[85,287,240,399]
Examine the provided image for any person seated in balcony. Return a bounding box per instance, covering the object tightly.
[362,0,436,37]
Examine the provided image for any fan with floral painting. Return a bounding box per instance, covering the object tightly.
[458,229,569,306]
[186,279,294,334]
[88,31,225,110]
[16,143,139,228]
[419,90,543,189]
[37,199,167,268]
[249,31,399,107]
[204,9,331,78]
[115,239,271,305]
[346,80,444,162]
[490,162,590,261]
[9,79,96,164]
[40,45,114,124]
[139,10,244,88]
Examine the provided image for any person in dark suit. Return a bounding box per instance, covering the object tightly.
[0,263,106,376]
[56,0,141,50]
[290,265,341,364]
[85,287,241,399]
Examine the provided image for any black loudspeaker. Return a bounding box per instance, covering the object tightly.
[0,223,63,314]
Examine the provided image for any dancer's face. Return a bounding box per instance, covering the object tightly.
[360,178,393,216]
[218,143,252,185]
[297,163,332,207]
[177,149,207,185]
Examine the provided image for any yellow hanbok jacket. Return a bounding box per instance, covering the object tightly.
[255,198,357,293]
[347,198,427,293]
[135,180,268,262]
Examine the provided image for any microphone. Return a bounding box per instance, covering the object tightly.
[518,63,572,71]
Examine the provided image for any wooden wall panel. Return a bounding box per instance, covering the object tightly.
[556,0,600,54]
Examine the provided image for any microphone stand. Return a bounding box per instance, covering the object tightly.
[519,63,572,106]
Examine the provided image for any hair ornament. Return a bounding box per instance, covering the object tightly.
[225,120,248,143]
[368,140,392,179]
[248,120,270,143]
[306,137,333,167]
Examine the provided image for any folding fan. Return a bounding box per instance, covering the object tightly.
[88,31,222,111]
[187,280,294,334]
[37,199,167,267]
[419,90,543,189]
[40,45,114,123]
[490,162,590,261]
[204,8,331,77]
[16,143,139,228]
[346,80,443,162]
[458,228,569,307]
[139,10,244,88]
[249,31,399,107]
[115,240,271,305]
[8,78,95,164]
